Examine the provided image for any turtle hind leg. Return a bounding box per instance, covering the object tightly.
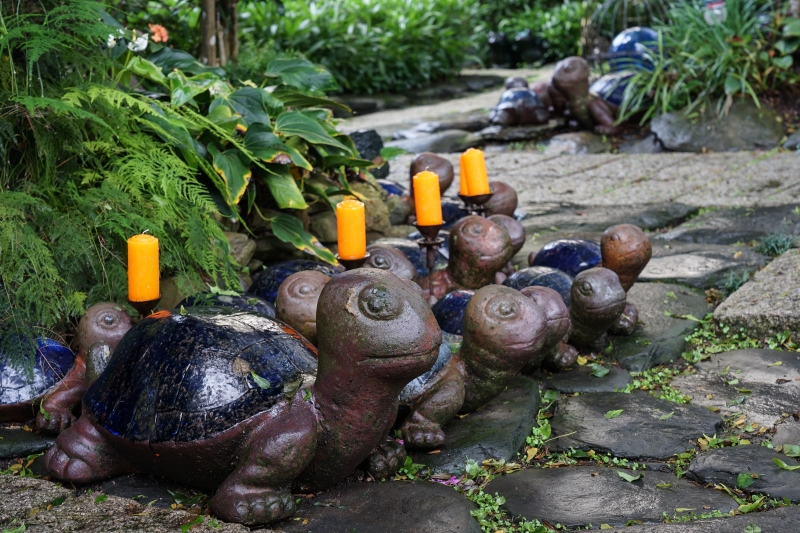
[44,416,132,483]
[212,413,317,526]
[400,369,465,450]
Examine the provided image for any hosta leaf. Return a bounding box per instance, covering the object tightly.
[322,155,375,169]
[148,47,225,76]
[243,123,293,164]
[380,147,411,160]
[783,18,800,37]
[210,88,281,127]
[724,73,740,95]
[275,111,350,151]
[124,56,167,87]
[775,40,800,56]
[263,165,308,210]
[208,144,251,205]
[271,214,337,264]
[206,104,243,136]
[272,86,349,111]
[265,58,338,92]
[168,70,218,107]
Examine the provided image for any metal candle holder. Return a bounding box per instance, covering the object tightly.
[336,252,370,271]
[458,192,494,217]
[127,296,161,319]
[415,224,444,304]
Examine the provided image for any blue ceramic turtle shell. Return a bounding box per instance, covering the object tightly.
[608,26,658,72]
[371,238,449,279]
[249,260,344,304]
[502,267,574,307]
[399,342,453,404]
[441,199,465,229]
[84,307,318,443]
[178,293,276,318]
[530,239,602,278]
[377,179,406,197]
[0,339,75,405]
[590,72,634,108]
[498,88,544,106]
[432,290,474,336]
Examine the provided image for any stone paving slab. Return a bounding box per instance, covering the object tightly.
[714,250,800,338]
[659,205,800,245]
[604,505,800,532]
[0,428,55,459]
[672,349,800,429]
[549,392,722,460]
[537,366,632,394]
[487,466,738,528]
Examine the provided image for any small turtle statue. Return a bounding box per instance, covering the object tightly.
[485,182,519,218]
[489,87,550,127]
[0,303,132,433]
[249,260,344,304]
[488,214,525,281]
[567,267,627,350]
[371,238,449,280]
[366,243,418,281]
[601,224,652,335]
[519,286,575,370]
[275,270,330,346]
[409,152,454,195]
[529,239,602,277]
[503,266,575,307]
[419,216,514,302]
[399,285,547,449]
[45,269,440,526]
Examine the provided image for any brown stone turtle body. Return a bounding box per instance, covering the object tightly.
[519,286,574,370]
[275,271,330,346]
[399,285,547,449]
[409,152,454,195]
[488,214,526,281]
[44,269,440,526]
[485,181,519,217]
[601,224,652,335]
[567,267,627,350]
[366,243,418,281]
[419,216,513,302]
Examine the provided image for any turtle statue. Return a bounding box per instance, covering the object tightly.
[371,238,448,280]
[489,86,550,127]
[567,267,627,350]
[399,285,547,449]
[178,292,275,318]
[275,270,330,346]
[519,286,575,370]
[419,216,513,302]
[366,243,418,281]
[529,239,602,277]
[0,303,133,433]
[503,266,575,307]
[409,152,454,195]
[602,224,652,336]
[249,260,344,304]
[431,289,475,336]
[44,269,441,526]
[485,181,519,218]
[487,214,525,281]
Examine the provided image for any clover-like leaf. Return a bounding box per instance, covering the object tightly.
[605,409,624,419]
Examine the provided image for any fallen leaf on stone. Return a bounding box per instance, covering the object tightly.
[526,447,538,461]
[726,396,745,407]
[737,473,756,489]
[784,444,800,457]
[94,494,108,504]
[604,409,623,419]
[707,394,714,399]
[576,355,588,365]
[591,472,601,476]
[617,470,643,482]
[427,450,441,455]
[768,361,783,367]
[735,388,752,394]
[659,411,674,420]
[776,379,791,384]
[707,406,721,412]
[656,483,672,488]
[599,525,612,530]
[675,508,695,512]
[738,496,765,513]
[773,458,800,471]
[590,363,610,378]
[726,378,739,386]
[250,371,271,389]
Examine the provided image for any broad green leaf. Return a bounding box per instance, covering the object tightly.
[148,47,225,76]
[772,457,800,471]
[304,179,339,209]
[271,214,337,264]
[724,73,740,95]
[39,401,50,421]
[250,371,271,389]
[206,104,243,136]
[210,88,280,127]
[605,409,624,419]
[272,86,349,111]
[265,58,338,92]
[275,111,350,150]
[726,396,745,407]
[380,146,411,160]
[745,524,762,533]
[783,18,800,37]
[208,144,252,205]
[570,449,590,458]
[784,444,800,457]
[659,411,674,420]
[168,71,218,108]
[617,470,643,482]
[322,155,375,169]
[589,363,610,378]
[94,494,108,504]
[775,40,799,56]
[180,516,204,533]
[738,496,765,513]
[3,524,27,533]
[773,56,793,69]
[141,107,195,153]
[737,472,756,489]
[263,165,308,209]
[124,56,168,87]
[243,123,293,164]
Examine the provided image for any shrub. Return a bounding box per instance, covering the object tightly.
[495,0,589,61]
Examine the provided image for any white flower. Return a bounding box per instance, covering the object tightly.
[107,33,117,48]
[127,33,149,53]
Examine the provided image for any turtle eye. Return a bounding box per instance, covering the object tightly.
[99,313,117,328]
[466,222,484,236]
[372,255,390,269]
[609,233,620,242]
[486,295,519,320]
[359,284,402,321]
[579,281,593,296]
[298,284,314,296]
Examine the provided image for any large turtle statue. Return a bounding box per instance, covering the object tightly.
[0,303,132,433]
[399,284,547,449]
[45,269,441,526]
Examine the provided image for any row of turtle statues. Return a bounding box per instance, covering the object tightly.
[0,161,652,526]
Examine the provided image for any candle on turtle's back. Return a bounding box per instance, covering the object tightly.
[412,171,443,227]
[336,199,367,260]
[127,234,159,302]
[460,148,491,196]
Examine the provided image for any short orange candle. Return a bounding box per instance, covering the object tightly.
[336,199,367,260]
[458,157,469,196]
[461,148,491,196]
[412,171,443,226]
[127,234,160,302]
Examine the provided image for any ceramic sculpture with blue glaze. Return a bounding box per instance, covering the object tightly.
[608,27,659,72]
[432,290,475,335]
[503,266,575,307]
[529,239,602,277]
[178,292,276,318]
[249,260,344,304]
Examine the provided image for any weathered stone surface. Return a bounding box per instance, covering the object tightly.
[773,421,800,447]
[94,474,202,509]
[687,445,800,503]
[621,133,664,154]
[310,210,338,243]
[477,119,564,141]
[521,203,697,235]
[279,480,481,533]
[658,205,800,245]
[537,365,632,394]
[609,283,711,372]
[714,250,800,338]
[350,129,389,179]
[386,129,481,154]
[640,241,768,290]
[0,428,55,459]
[0,474,70,528]
[672,349,800,429]
[544,132,610,156]
[651,99,784,153]
[550,392,722,459]
[351,181,391,234]
[487,466,737,528]
[784,130,800,151]
[409,377,540,474]
[223,232,257,267]
[603,505,800,532]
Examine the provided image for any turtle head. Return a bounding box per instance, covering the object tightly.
[463,285,547,372]
[366,244,418,281]
[571,267,627,324]
[316,268,440,382]
[601,224,652,292]
[486,181,519,217]
[488,214,525,254]
[520,286,570,350]
[552,56,590,96]
[275,270,330,346]
[449,216,513,289]
[76,303,133,354]
[409,152,454,195]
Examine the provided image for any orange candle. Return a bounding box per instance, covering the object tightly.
[127,234,160,302]
[458,156,469,196]
[336,199,366,260]
[412,171,443,226]
[461,148,491,196]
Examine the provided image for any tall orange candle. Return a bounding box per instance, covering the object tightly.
[336,199,366,260]
[458,156,469,196]
[412,171,443,226]
[127,234,160,302]
[461,148,491,196]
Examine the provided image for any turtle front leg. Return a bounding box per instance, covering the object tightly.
[45,415,132,483]
[401,365,465,450]
[36,352,88,434]
[212,413,317,526]
[363,436,406,480]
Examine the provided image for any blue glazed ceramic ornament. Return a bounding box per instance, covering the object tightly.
[377,179,406,197]
[178,293,276,318]
[372,238,448,279]
[431,290,475,335]
[249,260,344,304]
[530,239,602,277]
[589,72,634,108]
[0,339,75,416]
[502,266,574,307]
[608,27,659,72]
